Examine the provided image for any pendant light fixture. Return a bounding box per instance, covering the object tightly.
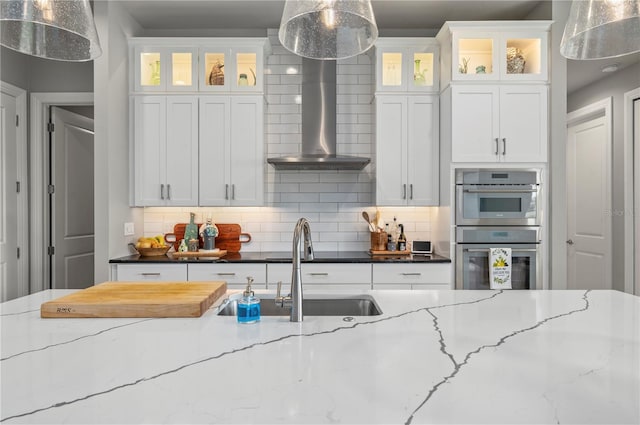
[0,0,102,61]
[278,0,378,60]
[560,0,640,60]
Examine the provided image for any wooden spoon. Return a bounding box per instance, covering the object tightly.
[362,211,374,232]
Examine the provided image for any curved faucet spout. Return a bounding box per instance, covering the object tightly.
[290,218,314,322]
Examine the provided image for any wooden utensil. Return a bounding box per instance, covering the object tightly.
[41,281,227,318]
[362,211,375,232]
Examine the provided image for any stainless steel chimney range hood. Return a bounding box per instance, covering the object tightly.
[267,58,371,171]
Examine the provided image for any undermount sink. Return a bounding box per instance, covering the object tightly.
[217,294,382,317]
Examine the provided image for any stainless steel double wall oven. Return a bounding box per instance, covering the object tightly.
[455,169,542,290]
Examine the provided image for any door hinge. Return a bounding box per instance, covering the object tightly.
[16,181,20,193]
[47,122,55,132]
[48,184,55,194]
[17,247,20,259]
[47,246,55,256]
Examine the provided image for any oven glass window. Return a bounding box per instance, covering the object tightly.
[465,253,531,290]
[479,197,522,213]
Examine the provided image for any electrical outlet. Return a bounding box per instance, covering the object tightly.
[124,222,135,236]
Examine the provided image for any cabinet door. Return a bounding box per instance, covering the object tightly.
[165,97,199,205]
[407,96,439,206]
[499,85,548,162]
[115,264,188,281]
[230,96,263,206]
[134,47,166,92]
[499,32,548,81]
[376,47,406,92]
[168,48,198,91]
[134,96,166,206]
[376,96,407,205]
[199,96,231,206]
[451,32,499,81]
[188,263,266,289]
[232,47,264,92]
[451,85,500,162]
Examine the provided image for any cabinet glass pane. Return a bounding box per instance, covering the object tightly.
[458,38,493,75]
[412,52,433,87]
[172,52,192,86]
[506,38,541,75]
[204,53,226,86]
[236,53,257,87]
[141,52,161,86]
[382,52,402,86]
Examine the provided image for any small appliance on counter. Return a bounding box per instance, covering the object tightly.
[411,240,433,255]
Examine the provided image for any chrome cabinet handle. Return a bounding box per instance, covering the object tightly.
[566,239,574,245]
[308,272,329,276]
[141,273,161,276]
[410,184,413,200]
[232,184,235,200]
[225,184,229,200]
[216,272,236,276]
[464,189,537,194]
[160,184,165,200]
[502,138,506,155]
[464,248,538,253]
[402,273,421,276]
[167,184,171,200]
[403,184,407,199]
[495,138,499,155]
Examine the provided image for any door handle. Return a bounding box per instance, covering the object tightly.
[566,239,574,245]
[141,272,161,276]
[232,184,235,200]
[464,248,538,253]
[167,184,171,200]
[308,273,329,276]
[225,184,229,200]
[160,184,165,200]
[403,184,407,199]
[464,188,537,194]
[401,273,421,276]
[502,138,507,155]
[495,138,499,155]
[216,272,236,276]
[410,184,413,200]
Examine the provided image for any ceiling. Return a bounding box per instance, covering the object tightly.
[119,0,639,94]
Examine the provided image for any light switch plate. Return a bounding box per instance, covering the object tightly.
[124,222,135,236]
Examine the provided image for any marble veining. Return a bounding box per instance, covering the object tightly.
[1,289,638,424]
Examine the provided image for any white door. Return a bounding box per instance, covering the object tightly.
[451,85,500,162]
[0,92,18,300]
[499,85,548,162]
[199,96,230,206]
[375,95,407,205]
[230,96,263,206]
[51,107,95,289]
[567,115,612,290]
[407,95,438,206]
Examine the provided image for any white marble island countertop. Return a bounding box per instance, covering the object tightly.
[1,289,639,424]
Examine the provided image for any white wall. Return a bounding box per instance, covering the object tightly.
[94,2,143,281]
[142,29,435,253]
[568,62,640,291]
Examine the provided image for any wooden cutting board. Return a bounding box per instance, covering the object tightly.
[172,250,227,258]
[172,223,251,252]
[41,281,227,318]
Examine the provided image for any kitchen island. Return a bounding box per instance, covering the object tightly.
[1,289,638,424]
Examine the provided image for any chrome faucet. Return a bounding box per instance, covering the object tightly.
[275,218,314,322]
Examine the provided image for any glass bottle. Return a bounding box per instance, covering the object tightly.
[184,212,199,249]
[397,224,407,252]
[238,73,249,86]
[150,60,161,85]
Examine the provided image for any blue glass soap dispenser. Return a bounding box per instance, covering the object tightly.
[237,276,260,324]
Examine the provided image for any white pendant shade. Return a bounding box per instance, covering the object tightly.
[560,0,640,60]
[0,0,102,61]
[278,0,378,60]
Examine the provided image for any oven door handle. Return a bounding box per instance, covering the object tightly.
[464,248,538,253]
[463,189,537,194]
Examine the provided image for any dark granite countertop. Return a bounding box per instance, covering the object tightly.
[109,251,451,264]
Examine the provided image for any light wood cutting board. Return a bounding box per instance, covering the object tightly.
[41,281,227,318]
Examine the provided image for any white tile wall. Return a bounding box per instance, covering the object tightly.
[143,29,434,252]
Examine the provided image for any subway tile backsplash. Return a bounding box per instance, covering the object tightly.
[143,29,433,252]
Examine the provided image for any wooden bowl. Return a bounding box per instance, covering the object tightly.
[135,245,171,257]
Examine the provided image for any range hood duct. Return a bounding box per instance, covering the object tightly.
[267,58,371,171]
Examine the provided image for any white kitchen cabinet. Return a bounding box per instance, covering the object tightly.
[114,264,188,281]
[450,84,547,163]
[188,263,266,289]
[372,263,452,289]
[199,96,264,206]
[133,96,198,206]
[267,263,372,291]
[130,38,269,94]
[436,21,551,86]
[375,38,439,93]
[376,95,439,206]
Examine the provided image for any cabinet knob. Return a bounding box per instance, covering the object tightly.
[566,239,574,245]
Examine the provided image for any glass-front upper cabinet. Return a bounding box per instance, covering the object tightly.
[200,45,263,92]
[375,38,439,93]
[439,22,551,83]
[130,38,269,93]
[134,46,197,92]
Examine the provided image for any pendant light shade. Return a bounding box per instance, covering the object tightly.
[0,0,102,61]
[560,0,640,60]
[278,0,378,60]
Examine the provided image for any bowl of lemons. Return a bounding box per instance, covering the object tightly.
[132,235,171,257]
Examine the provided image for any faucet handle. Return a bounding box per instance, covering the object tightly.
[275,281,284,307]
